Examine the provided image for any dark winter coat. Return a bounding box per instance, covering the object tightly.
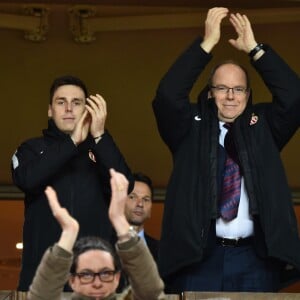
[12,120,133,290]
[152,37,300,280]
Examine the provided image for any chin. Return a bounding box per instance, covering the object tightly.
[61,128,75,134]
[131,221,143,226]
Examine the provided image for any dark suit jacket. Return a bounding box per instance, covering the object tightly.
[145,233,159,263]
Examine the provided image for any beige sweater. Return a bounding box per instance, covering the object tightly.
[27,237,165,300]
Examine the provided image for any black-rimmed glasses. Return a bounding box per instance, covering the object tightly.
[73,270,118,284]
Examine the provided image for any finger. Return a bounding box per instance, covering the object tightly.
[86,100,98,120]
[45,186,61,215]
[228,39,238,48]
[207,7,228,26]
[109,168,116,177]
[236,13,245,24]
[233,13,248,31]
[114,171,128,190]
[88,94,106,109]
[86,98,106,120]
[242,14,253,31]
[85,103,96,118]
[87,94,107,115]
[110,169,128,193]
[77,109,89,126]
[229,14,242,30]
[96,94,107,115]
[78,110,90,131]
[110,169,118,198]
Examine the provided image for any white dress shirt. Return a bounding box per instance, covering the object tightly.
[216,122,254,239]
[137,229,148,245]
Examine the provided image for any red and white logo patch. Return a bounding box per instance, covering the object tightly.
[250,114,258,126]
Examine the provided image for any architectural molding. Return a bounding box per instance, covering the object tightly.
[68,6,300,43]
[1,5,299,43]
[69,6,97,43]
[0,5,49,41]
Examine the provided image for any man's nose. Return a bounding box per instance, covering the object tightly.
[226,89,234,99]
[136,198,144,207]
[65,102,73,112]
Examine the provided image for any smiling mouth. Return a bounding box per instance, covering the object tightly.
[224,105,238,109]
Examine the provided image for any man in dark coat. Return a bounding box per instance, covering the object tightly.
[11,75,133,291]
[125,172,159,261]
[153,7,300,293]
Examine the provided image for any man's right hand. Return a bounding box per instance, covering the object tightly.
[200,7,229,53]
[70,109,90,145]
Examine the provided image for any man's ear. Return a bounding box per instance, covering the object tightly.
[48,104,52,118]
[208,90,212,99]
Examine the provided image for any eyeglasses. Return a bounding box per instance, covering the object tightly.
[73,270,118,284]
[210,85,248,95]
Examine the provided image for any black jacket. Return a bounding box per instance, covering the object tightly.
[145,232,159,262]
[12,120,133,291]
[153,37,300,280]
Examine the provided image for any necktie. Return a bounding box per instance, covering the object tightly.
[219,124,241,221]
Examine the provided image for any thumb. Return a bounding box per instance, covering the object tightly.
[228,39,238,48]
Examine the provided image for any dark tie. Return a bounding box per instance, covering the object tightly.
[219,124,241,221]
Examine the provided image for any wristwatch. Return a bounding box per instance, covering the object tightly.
[117,226,137,242]
[248,43,264,58]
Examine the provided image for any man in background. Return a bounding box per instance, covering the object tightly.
[125,172,159,261]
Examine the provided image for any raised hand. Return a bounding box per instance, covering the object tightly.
[70,109,90,145]
[201,7,229,53]
[45,186,79,251]
[86,94,107,139]
[228,13,257,53]
[108,168,130,237]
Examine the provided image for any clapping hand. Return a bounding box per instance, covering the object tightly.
[45,186,79,252]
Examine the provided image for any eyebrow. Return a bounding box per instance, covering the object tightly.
[78,267,114,272]
[54,97,85,102]
[129,192,152,199]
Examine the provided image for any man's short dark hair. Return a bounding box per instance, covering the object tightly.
[133,172,153,198]
[49,75,88,104]
[70,236,121,274]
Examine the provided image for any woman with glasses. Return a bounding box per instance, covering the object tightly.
[27,169,165,300]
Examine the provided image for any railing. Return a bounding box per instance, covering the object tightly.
[2,290,300,299]
[0,291,180,299]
